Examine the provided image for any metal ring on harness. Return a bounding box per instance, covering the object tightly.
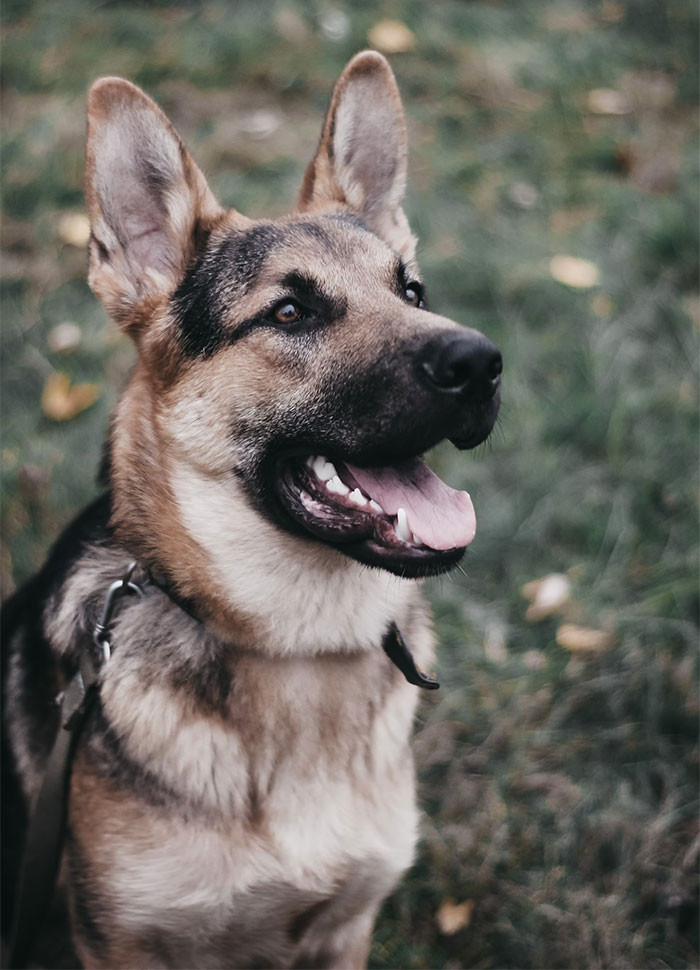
[92,560,144,661]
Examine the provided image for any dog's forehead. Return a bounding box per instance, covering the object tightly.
[215,213,399,287]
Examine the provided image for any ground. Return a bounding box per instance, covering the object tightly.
[1,2,698,968]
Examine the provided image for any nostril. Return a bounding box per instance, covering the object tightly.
[421,358,469,390]
[487,352,503,382]
[443,359,472,388]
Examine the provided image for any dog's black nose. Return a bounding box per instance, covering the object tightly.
[420,331,502,400]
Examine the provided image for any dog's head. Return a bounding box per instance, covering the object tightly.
[87,53,500,580]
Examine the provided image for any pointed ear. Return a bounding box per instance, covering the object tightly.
[297,51,416,261]
[86,77,225,332]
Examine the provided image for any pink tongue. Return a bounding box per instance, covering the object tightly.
[344,458,476,551]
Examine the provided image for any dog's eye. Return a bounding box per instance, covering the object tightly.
[403,283,424,308]
[273,301,302,324]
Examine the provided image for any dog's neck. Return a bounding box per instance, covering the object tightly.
[108,371,417,655]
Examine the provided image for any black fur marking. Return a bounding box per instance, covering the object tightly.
[220,224,285,291]
[171,244,227,358]
[288,899,332,944]
[279,271,348,323]
[129,600,233,718]
[173,225,285,358]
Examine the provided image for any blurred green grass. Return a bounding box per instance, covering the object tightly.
[1,2,698,968]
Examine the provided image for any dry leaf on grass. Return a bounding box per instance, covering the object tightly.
[549,255,600,289]
[523,649,547,671]
[48,322,82,355]
[556,623,614,654]
[42,372,99,421]
[600,0,624,22]
[522,573,572,621]
[587,88,631,115]
[367,20,415,53]
[57,212,90,248]
[591,294,613,318]
[436,898,475,935]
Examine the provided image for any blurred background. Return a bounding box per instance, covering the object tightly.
[1,1,698,967]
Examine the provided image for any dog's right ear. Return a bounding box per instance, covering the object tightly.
[297,51,416,263]
[86,78,224,333]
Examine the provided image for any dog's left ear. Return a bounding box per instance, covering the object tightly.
[297,51,416,262]
[86,77,225,333]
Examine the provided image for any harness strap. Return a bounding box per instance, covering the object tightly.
[382,623,440,690]
[6,656,98,970]
[6,562,143,970]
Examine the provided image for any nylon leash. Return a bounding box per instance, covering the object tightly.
[6,563,143,970]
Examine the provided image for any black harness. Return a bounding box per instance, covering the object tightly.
[6,562,438,969]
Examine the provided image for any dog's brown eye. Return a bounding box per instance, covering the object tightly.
[404,284,423,308]
[274,301,302,324]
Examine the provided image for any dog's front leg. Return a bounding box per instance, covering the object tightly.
[292,911,375,970]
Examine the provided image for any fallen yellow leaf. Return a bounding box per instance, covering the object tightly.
[522,573,572,621]
[549,254,600,289]
[42,372,99,421]
[600,0,624,22]
[556,623,614,654]
[367,19,416,53]
[436,898,475,935]
[591,294,613,318]
[523,649,547,671]
[57,212,91,248]
[48,322,82,355]
[587,88,631,115]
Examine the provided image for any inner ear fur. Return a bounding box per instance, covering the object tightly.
[297,51,416,262]
[86,77,225,333]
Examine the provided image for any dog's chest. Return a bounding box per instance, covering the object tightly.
[78,645,421,961]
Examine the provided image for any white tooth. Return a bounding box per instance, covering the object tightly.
[368,500,383,514]
[312,456,336,481]
[395,507,412,543]
[412,532,422,546]
[348,488,368,507]
[326,475,349,496]
[306,456,314,468]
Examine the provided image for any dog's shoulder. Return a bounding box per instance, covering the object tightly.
[2,492,113,648]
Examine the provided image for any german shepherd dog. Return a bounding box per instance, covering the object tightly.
[2,52,501,969]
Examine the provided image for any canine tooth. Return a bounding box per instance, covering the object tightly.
[312,456,336,482]
[348,488,368,507]
[411,532,422,545]
[395,507,412,543]
[326,475,349,496]
[368,500,383,514]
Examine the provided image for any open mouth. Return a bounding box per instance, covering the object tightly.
[276,452,476,576]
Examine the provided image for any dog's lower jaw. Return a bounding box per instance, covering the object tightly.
[165,457,424,657]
